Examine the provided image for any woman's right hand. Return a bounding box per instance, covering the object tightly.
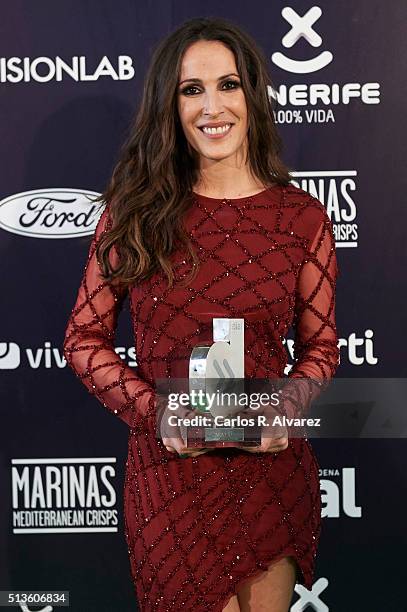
[161,435,210,458]
[158,399,210,458]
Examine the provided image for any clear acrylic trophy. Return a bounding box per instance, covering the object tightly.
[185,318,262,449]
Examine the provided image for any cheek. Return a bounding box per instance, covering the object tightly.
[177,106,198,144]
[237,97,248,121]
[179,98,197,116]
[228,95,248,124]
[177,100,190,127]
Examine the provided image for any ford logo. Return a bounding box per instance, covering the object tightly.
[0,188,104,238]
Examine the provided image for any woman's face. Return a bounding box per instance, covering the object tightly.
[177,40,248,168]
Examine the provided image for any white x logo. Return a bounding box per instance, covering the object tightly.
[271,5,333,73]
[281,6,322,48]
[291,577,329,611]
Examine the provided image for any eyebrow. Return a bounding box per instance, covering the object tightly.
[178,72,240,86]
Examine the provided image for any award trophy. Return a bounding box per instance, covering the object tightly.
[185,318,262,449]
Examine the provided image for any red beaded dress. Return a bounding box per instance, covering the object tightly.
[63,182,339,611]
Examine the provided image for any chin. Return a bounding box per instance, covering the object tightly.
[201,152,238,162]
[198,144,239,156]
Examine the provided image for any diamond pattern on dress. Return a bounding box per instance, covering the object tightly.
[63,183,339,611]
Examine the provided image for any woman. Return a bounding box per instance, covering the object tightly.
[63,17,339,612]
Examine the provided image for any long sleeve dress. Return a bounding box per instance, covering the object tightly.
[63,182,339,612]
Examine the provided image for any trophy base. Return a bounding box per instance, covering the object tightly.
[184,426,262,449]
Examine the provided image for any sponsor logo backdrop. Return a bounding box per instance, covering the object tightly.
[0,2,405,610]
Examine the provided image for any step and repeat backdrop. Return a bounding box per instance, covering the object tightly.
[1,2,405,611]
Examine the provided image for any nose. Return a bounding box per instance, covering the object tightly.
[202,86,223,117]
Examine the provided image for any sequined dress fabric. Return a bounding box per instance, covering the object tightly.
[63,183,339,611]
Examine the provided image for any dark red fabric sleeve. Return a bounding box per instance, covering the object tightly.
[62,203,156,428]
[279,207,340,420]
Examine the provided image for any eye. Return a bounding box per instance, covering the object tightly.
[179,79,241,96]
[180,85,200,96]
[222,79,241,90]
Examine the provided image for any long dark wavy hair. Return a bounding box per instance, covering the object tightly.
[95,16,291,291]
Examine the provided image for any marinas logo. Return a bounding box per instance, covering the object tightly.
[0,55,135,83]
[290,170,359,248]
[270,6,381,125]
[11,457,119,534]
[0,189,103,238]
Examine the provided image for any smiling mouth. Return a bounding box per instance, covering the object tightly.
[197,123,234,138]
